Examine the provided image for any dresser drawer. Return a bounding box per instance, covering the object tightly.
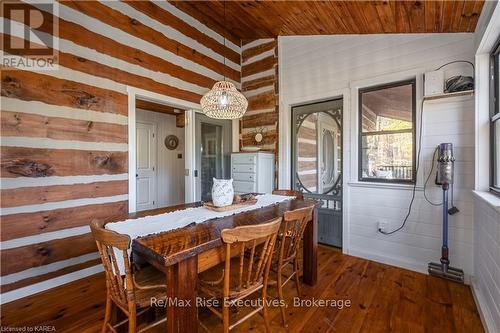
[233,181,256,194]
[232,172,256,182]
[232,164,256,173]
[232,154,256,165]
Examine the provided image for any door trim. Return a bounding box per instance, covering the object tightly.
[127,86,200,213]
[128,87,240,211]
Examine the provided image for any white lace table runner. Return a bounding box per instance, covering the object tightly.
[105,194,294,274]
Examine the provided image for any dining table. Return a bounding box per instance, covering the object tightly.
[107,197,319,333]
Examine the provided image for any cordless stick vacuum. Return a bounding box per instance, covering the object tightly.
[428,143,464,283]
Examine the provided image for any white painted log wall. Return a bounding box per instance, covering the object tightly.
[279,33,477,279]
[0,0,240,303]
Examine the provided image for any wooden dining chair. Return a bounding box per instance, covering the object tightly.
[272,189,304,200]
[198,217,282,333]
[272,206,314,327]
[90,219,167,333]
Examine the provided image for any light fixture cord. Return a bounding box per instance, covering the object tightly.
[223,0,226,82]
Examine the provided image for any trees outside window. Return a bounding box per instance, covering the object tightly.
[359,79,416,183]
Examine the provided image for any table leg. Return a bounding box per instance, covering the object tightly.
[166,255,198,333]
[302,206,318,286]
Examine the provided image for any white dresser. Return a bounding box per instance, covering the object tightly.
[231,152,274,194]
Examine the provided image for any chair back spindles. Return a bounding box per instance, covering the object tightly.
[273,206,314,328]
[90,219,167,333]
[200,218,281,332]
[220,218,281,297]
[278,206,313,265]
[91,219,133,311]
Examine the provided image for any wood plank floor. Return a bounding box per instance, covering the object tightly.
[1,246,484,332]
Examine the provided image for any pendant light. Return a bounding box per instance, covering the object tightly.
[200,1,248,119]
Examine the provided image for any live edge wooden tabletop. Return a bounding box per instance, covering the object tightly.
[114,198,319,333]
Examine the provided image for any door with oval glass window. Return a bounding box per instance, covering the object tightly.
[291,99,343,248]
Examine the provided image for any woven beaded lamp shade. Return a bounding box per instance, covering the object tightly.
[200,81,248,119]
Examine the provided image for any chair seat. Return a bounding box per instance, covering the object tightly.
[199,260,263,301]
[134,265,167,308]
[200,279,263,302]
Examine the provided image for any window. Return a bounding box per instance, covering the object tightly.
[491,39,500,195]
[359,79,416,183]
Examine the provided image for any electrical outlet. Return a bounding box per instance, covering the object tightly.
[378,221,388,233]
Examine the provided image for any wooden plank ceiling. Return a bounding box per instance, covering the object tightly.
[170,1,485,39]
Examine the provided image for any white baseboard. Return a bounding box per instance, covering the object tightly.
[347,247,471,284]
[348,247,427,274]
[470,277,499,333]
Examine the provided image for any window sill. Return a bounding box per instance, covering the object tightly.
[348,181,423,191]
[472,190,500,213]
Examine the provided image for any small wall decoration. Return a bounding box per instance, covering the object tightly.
[254,132,263,143]
[253,127,266,145]
[164,135,179,150]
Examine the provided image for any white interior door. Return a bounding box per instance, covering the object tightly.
[136,121,157,211]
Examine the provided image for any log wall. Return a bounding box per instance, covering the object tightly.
[239,39,279,180]
[0,0,240,304]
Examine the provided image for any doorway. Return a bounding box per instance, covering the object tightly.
[135,98,186,211]
[194,113,232,201]
[291,98,343,248]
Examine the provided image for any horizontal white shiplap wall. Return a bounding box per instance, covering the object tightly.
[472,194,500,333]
[279,33,477,279]
[347,94,477,280]
[281,34,474,99]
